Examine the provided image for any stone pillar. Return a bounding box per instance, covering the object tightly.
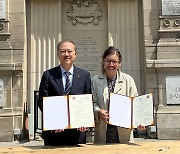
[0,0,14,140]
[0,0,26,141]
[156,0,180,139]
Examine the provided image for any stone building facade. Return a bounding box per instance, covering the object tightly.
[0,0,180,141]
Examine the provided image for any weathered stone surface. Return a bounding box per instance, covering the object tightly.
[157,106,180,139]
[0,117,14,141]
[0,131,13,142]
[0,50,12,63]
[157,114,180,128]
[157,128,180,140]
[12,90,23,108]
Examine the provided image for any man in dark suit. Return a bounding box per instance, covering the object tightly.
[38,40,91,146]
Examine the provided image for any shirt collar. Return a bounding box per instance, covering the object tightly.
[60,65,74,75]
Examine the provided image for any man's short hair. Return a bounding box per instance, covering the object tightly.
[56,40,76,52]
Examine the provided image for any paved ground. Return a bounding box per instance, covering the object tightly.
[0,137,180,154]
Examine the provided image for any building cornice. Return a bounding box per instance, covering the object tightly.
[0,63,22,71]
[147,59,180,68]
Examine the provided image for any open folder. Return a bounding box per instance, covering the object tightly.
[43,94,95,131]
[108,93,154,129]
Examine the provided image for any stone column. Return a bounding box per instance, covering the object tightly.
[0,0,26,141]
[156,0,180,139]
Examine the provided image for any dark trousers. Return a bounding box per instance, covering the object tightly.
[42,129,86,146]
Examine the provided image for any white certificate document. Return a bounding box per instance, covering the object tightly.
[68,94,95,128]
[43,94,95,131]
[109,94,132,128]
[109,93,154,129]
[43,96,69,131]
[133,94,154,128]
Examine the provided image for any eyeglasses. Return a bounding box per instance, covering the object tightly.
[60,49,73,54]
[104,59,120,65]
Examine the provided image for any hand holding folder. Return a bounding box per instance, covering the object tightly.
[108,93,154,129]
[43,94,95,131]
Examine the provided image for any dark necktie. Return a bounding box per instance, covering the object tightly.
[65,71,71,95]
[106,77,120,143]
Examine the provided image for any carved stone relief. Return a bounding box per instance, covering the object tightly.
[174,19,180,27]
[163,19,170,27]
[0,23,3,31]
[67,0,102,25]
[162,18,180,28]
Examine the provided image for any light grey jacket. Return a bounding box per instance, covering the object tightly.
[92,70,138,144]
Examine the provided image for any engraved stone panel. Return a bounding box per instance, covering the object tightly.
[63,0,107,77]
[0,0,6,19]
[0,79,4,107]
[75,36,102,76]
[65,32,107,77]
[162,0,180,16]
[166,76,180,104]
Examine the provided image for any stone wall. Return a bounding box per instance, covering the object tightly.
[0,0,26,141]
[144,0,180,139]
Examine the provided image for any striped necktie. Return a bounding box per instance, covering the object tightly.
[65,71,71,95]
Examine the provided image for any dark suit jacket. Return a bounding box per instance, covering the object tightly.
[38,65,92,145]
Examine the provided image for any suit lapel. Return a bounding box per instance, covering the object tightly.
[97,74,109,109]
[70,66,81,94]
[97,74,108,91]
[114,71,123,94]
[54,66,65,95]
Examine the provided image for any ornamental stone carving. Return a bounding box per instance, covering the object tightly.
[162,18,180,28]
[67,0,102,25]
[163,19,170,27]
[174,19,180,27]
[0,23,3,31]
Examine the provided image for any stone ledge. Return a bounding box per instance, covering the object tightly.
[0,132,14,142]
[0,107,23,116]
[0,33,11,36]
[0,33,11,41]
[0,112,23,117]
[0,63,22,71]
[159,29,180,33]
[159,16,180,19]
[157,128,180,140]
[157,42,180,46]
[147,59,180,68]
[157,105,180,114]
